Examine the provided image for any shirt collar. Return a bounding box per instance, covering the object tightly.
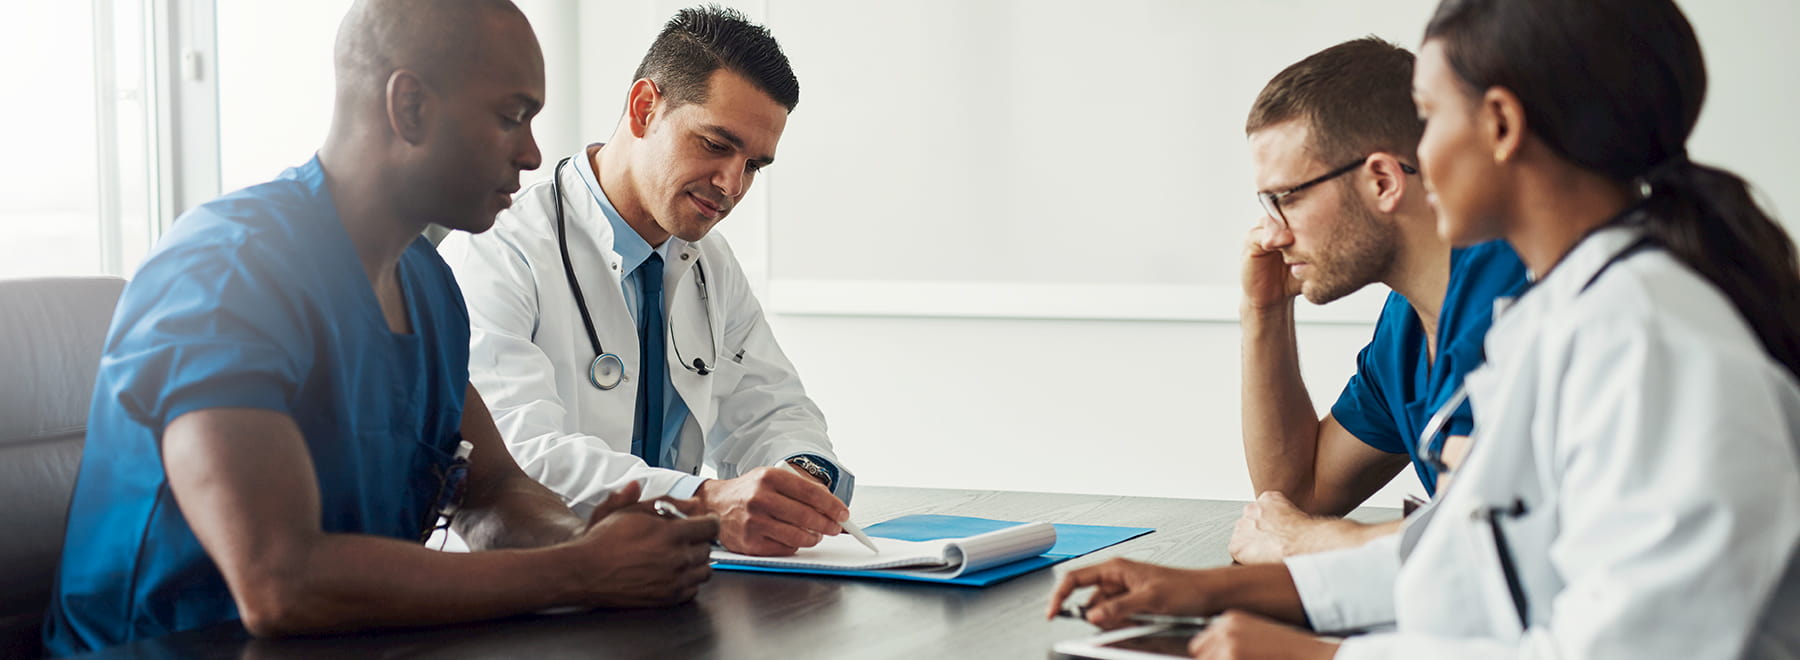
[1533,223,1647,300]
[573,143,655,276]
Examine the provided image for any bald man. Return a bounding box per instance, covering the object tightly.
[42,1,716,654]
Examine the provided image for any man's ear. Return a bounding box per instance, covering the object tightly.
[1481,85,1526,165]
[1366,153,1412,214]
[626,78,661,139]
[387,69,432,145]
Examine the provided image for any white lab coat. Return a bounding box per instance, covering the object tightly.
[437,147,851,515]
[1286,226,1800,659]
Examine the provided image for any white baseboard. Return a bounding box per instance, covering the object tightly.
[767,279,1388,325]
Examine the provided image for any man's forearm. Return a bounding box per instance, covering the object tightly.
[237,533,580,637]
[1240,301,1323,504]
[1210,563,1311,627]
[1293,518,1403,557]
[454,473,586,551]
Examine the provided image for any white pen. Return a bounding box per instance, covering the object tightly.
[839,518,880,555]
[781,459,879,554]
[652,500,727,550]
[652,499,689,519]
[658,499,872,553]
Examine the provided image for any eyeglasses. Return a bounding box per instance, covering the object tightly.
[1256,155,1419,230]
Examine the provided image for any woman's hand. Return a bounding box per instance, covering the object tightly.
[1047,557,1221,629]
[1188,611,1339,660]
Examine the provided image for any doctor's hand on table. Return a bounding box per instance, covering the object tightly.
[693,466,849,556]
[563,481,721,607]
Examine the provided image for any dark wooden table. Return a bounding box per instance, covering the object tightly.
[73,487,1397,660]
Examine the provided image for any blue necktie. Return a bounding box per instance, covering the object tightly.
[633,253,667,467]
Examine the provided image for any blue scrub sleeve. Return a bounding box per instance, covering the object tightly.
[104,246,309,431]
[1329,344,1408,455]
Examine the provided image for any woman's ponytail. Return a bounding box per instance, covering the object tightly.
[1639,159,1800,381]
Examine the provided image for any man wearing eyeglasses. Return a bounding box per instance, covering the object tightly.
[1228,37,1529,563]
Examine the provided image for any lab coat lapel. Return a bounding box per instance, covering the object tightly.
[664,239,718,431]
[564,159,642,403]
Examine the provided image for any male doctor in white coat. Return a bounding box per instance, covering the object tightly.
[439,6,852,556]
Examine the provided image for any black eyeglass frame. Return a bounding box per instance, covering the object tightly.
[1257,155,1420,230]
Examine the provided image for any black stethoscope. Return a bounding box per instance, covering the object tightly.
[551,156,719,390]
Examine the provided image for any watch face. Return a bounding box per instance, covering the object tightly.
[788,458,830,487]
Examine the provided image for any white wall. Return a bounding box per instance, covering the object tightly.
[573,1,778,286]
[565,0,1798,506]
[215,0,585,192]
[768,315,1392,500]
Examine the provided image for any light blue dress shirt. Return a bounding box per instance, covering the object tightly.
[573,158,705,498]
[572,152,842,496]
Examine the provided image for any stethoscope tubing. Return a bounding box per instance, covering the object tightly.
[550,157,719,390]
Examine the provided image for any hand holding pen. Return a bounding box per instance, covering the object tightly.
[777,460,880,554]
[655,499,882,554]
[559,483,719,607]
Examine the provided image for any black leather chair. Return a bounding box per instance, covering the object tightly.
[0,277,125,658]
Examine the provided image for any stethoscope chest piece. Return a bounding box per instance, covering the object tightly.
[589,353,625,390]
[552,155,717,391]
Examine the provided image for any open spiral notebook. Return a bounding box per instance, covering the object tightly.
[710,514,1154,587]
[712,521,1057,578]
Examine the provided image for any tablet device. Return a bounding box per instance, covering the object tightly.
[1051,624,1205,660]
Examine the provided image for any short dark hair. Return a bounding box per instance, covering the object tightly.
[1245,37,1421,166]
[632,4,799,112]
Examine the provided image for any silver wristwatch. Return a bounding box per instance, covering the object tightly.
[785,455,833,489]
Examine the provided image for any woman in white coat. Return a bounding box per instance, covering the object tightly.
[1049,0,1800,657]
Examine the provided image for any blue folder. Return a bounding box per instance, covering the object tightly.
[712,514,1154,587]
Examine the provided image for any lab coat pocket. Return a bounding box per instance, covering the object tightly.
[709,348,749,398]
[685,347,746,435]
[1465,500,1534,640]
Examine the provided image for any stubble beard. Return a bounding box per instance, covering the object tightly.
[1298,193,1398,305]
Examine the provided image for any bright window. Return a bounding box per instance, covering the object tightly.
[0,0,158,279]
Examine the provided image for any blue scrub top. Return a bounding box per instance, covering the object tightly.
[43,156,471,656]
[1329,240,1529,492]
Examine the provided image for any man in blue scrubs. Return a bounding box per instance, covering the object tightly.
[43,1,717,655]
[1229,38,1529,563]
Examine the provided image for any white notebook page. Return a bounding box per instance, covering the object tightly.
[711,522,1057,577]
[711,535,954,571]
